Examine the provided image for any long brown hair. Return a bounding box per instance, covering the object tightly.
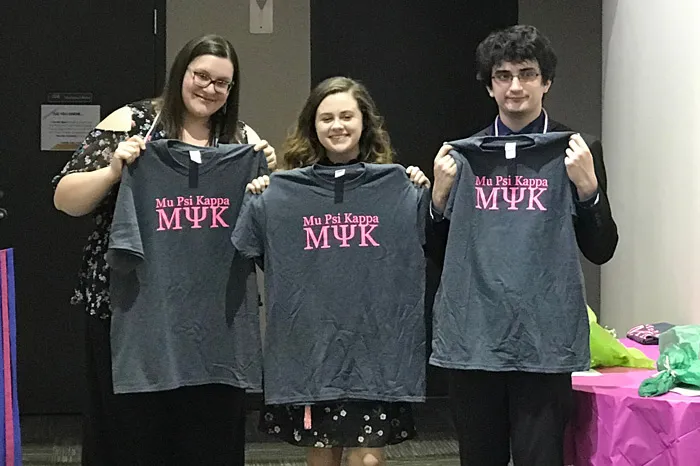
[281,77,394,169]
[157,34,242,144]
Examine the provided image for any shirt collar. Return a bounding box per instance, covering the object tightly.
[495,109,547,136]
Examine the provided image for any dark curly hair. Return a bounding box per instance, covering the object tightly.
[476,25,558,89]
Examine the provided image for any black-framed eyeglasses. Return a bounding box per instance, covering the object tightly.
[491,69,540,84]
[188,68,233,93]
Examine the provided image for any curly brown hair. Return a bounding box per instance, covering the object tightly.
[281,77,394,169]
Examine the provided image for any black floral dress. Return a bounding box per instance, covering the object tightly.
[52,99,248,320]
[260,401,416,448]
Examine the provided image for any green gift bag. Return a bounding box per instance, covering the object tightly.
[659,325,700,355]
[588,307,655,369]
[639,325,700,397]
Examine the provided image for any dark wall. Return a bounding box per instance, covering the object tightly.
[311,0,519,396]
[311,0,519,174]
[0,0,165,413]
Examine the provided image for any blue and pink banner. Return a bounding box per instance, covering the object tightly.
[0,249,20,465]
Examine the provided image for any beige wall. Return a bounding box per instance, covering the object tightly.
[519,0,602,136]
[166,0,311,148]
[602,0,700,330]
[519,0,604,315]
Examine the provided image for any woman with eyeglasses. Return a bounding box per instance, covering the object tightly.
[52,34,274,466]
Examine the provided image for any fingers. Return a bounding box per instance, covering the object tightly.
[113,148,127,161]
[252,176,270,193]
[434,154,457,176]
[406,166,431,188]
[568,138,580,152]
[569,133,589,152]
[434,144,454,162]
[417,173,431,187]
[406,166,422,183]
[246,176,270,194]
[253,139,277,169]
[566,135,592,171]
[128,135,146,150]
[565,147,585,170]
[564,153,574,167]
[266,150,277,170]
[114,137,145,165]
[253,139,269,152]
[434,144,456,177]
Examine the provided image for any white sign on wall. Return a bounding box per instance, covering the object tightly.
[41,105,100,151]
[250,0,273,34]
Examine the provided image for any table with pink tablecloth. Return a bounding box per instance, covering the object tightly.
[565,338,700,466]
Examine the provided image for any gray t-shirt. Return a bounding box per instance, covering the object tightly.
[106,139,267,394]
[430,132,589,373]
[232,163,429,404]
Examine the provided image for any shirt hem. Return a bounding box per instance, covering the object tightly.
[265,393,426,405]
[429,357,587,373]
[113,377,262,394]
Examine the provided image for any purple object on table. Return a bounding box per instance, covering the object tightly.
[626,322,675,345]
[566,338,700,466]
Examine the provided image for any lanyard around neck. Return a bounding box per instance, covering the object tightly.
[494,109,549,136]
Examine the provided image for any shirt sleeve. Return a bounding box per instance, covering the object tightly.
[575,189,600,208]
[443,151,464,221]
[572,138,618,264]
[430,202,445,222]
[231,192,266,259]
[256,147,271,177]
[51,127,125,190]
[416,185,430,246]
[105,167,144,272]
[425,152,462,266]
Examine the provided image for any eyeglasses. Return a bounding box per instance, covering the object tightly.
[188,69,233,93]
[491,69,541,84]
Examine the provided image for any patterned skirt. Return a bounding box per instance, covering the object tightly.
[259,401,416,448]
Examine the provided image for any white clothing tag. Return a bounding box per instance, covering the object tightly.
[334,169,346,178]
[671,386,700,397]
[189,150,202,164]
[505,142,517,160]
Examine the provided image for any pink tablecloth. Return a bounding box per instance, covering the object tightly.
[566,339,700,466]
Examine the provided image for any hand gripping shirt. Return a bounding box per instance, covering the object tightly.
[430,132,590,373]
[106,139,267,393]
[232,163,429,404]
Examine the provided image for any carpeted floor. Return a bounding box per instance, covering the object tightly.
[21,400,461,465]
